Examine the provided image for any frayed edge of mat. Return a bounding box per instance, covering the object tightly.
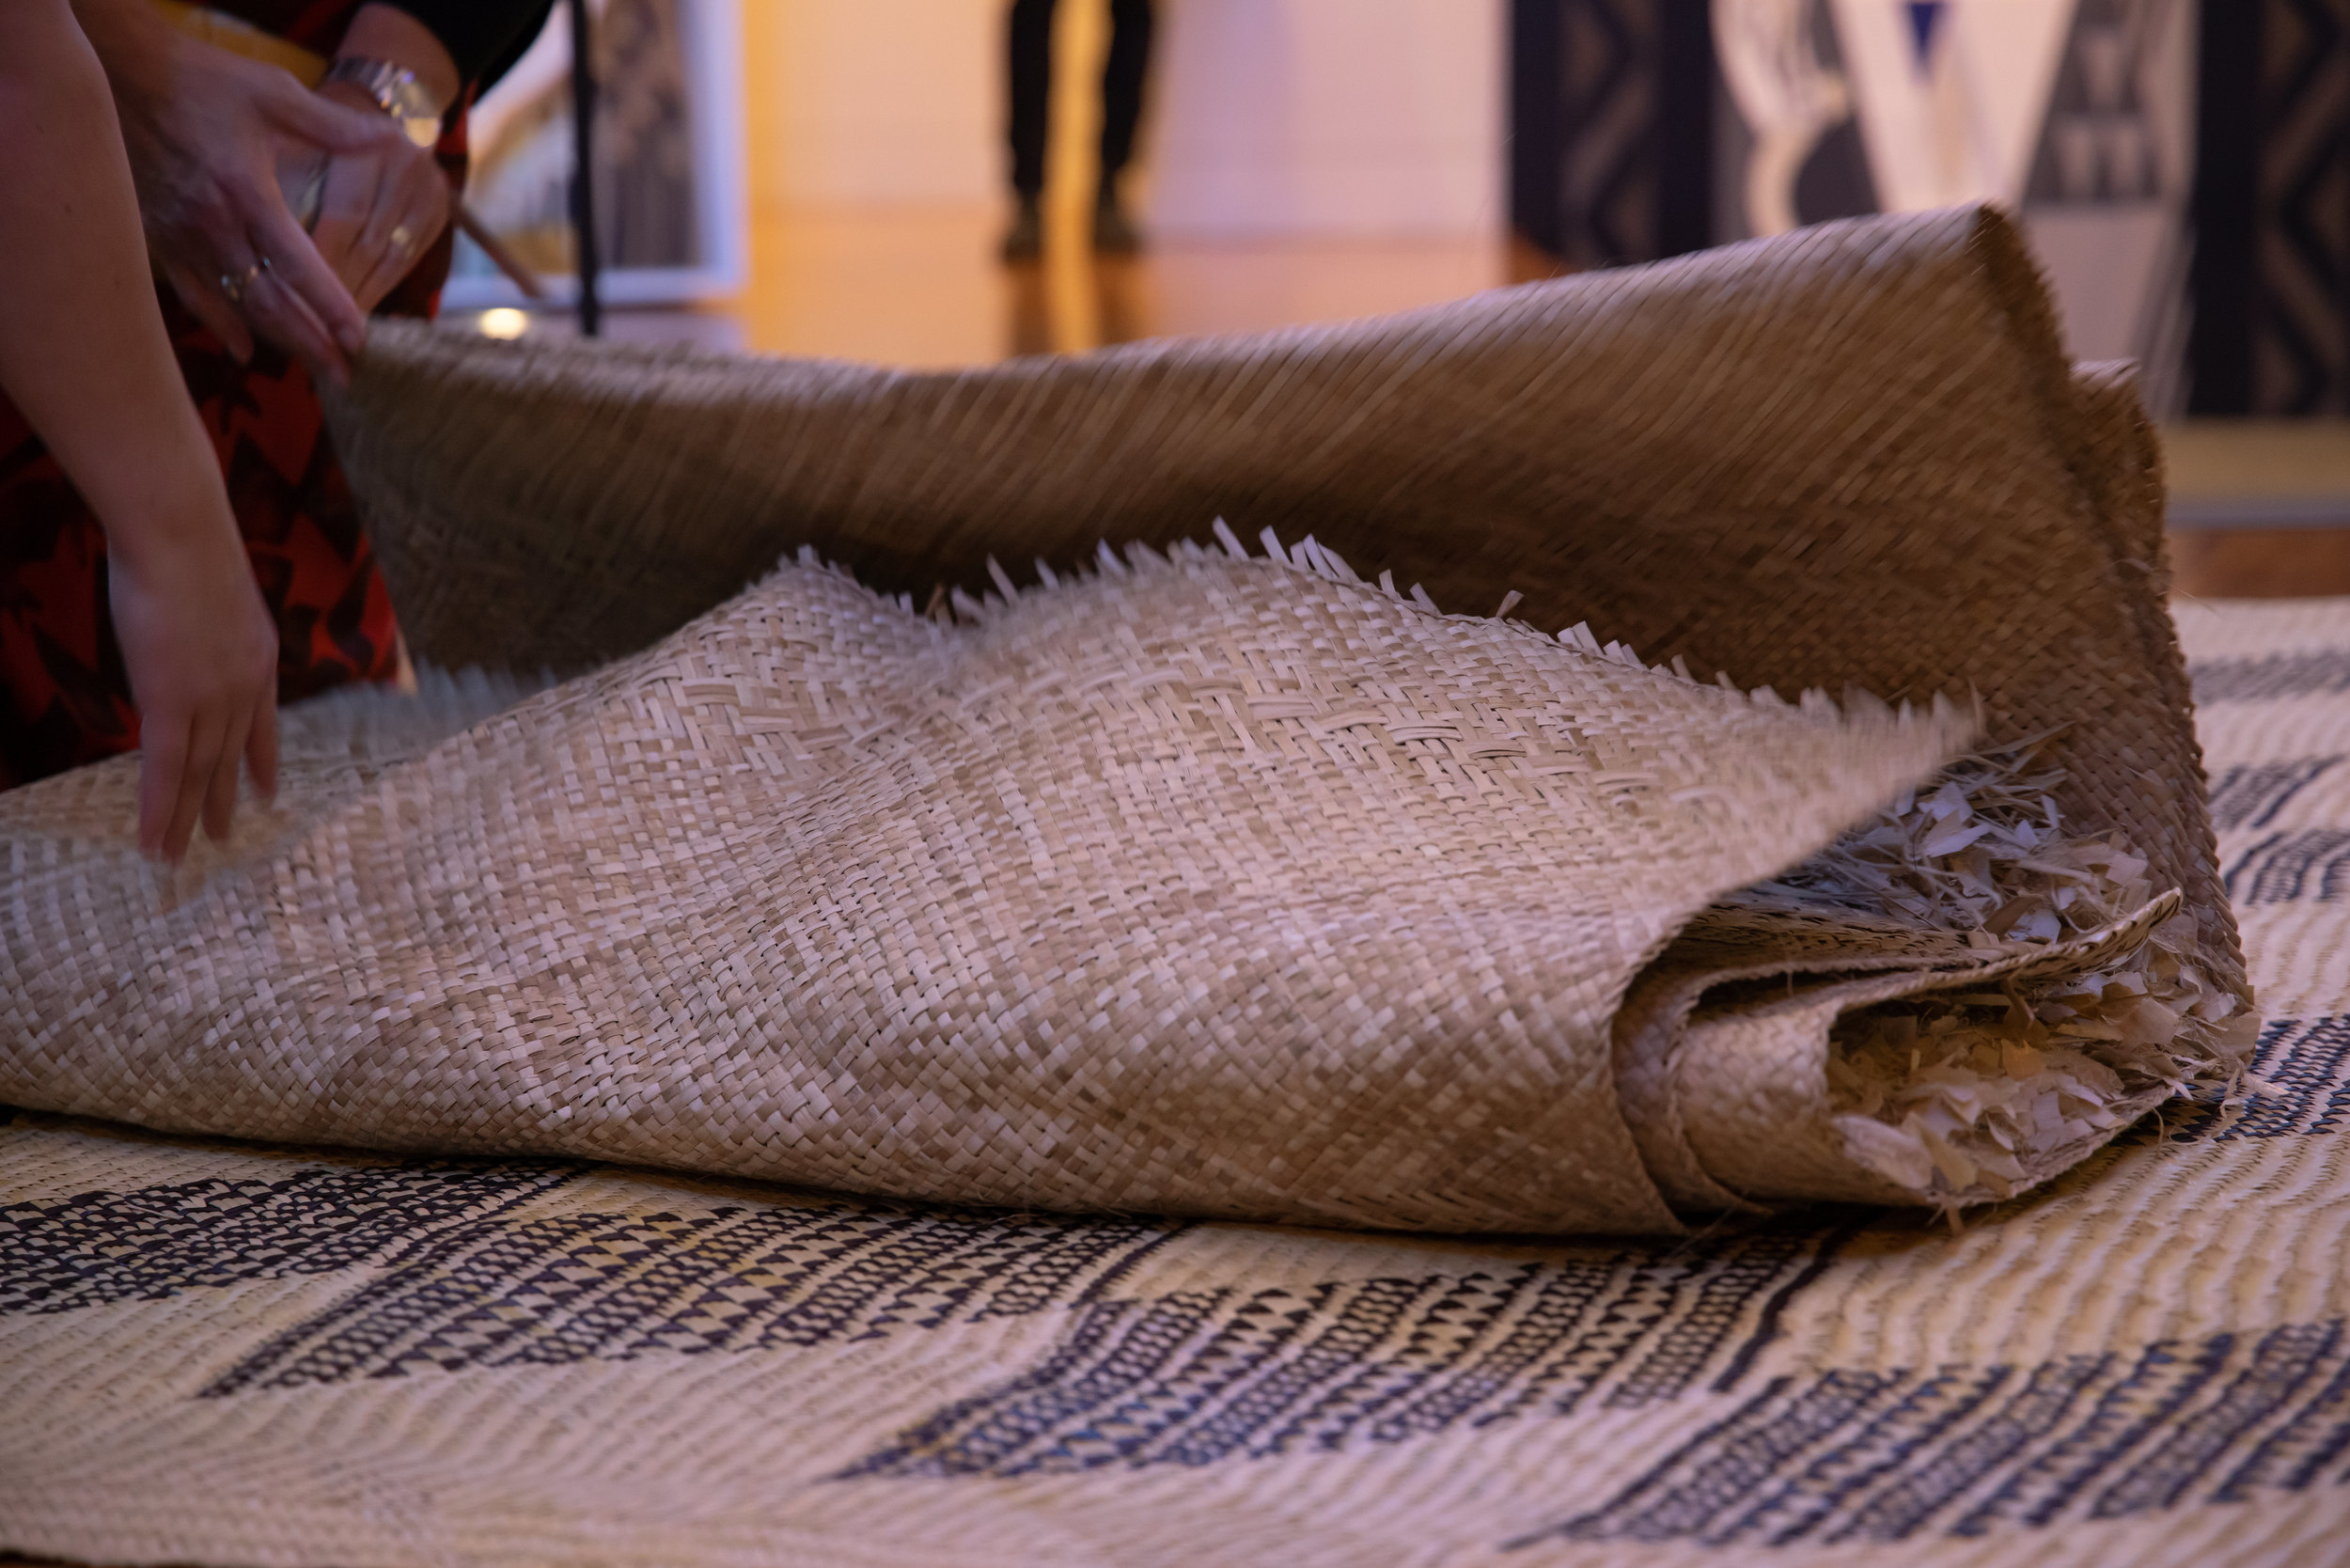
[860,520,1972,741]
[277,663,562,767]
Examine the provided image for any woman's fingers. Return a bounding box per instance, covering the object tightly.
[246,679,280,807]
[352,166,446,313]
[258,69,407,155]
[239,260,351,385]
[136,710,190,862]
[308,149,386,298]
[193,165,358,385]
[163,707,228,865]
[199,694,258,845]
[243,195,365,380]
[313,140,449,315]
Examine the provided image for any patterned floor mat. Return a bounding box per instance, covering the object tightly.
[5,596,2347,1567]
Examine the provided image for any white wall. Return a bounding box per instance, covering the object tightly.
[1148,0,1504,239]
[754,0,999,208]
[747,0,1505,238]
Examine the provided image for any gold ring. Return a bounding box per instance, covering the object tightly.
[388,224,415,254]
[217,259,266,303]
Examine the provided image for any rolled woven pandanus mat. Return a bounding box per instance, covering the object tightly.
[0,206,2250,1233]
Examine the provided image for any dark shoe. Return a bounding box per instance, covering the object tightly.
[1000,196,1043,261]
[1092,192,1143,254]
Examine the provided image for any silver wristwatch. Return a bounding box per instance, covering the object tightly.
[323,56,446,148]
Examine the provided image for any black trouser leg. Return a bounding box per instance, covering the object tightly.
[1008,0,1057,196]
[1098,0,1153,196]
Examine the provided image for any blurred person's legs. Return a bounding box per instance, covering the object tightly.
[1003,0,1152,259]
[1003,0,1053,259]
[1093,0,1152,253]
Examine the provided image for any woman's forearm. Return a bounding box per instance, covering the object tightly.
[4,0,283,861]
[0,0,233,566]
[65,0,190,175]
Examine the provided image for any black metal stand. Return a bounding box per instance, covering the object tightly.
[568,0,603,337]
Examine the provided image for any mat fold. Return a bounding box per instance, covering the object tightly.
[1,206,2243,1232]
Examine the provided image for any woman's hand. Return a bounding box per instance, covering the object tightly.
[303,5,462,313]
[75,0,410,385]
[106,494,280,863]
[301,81,451,314]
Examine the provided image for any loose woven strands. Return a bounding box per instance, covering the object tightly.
[0,206,2242,1231]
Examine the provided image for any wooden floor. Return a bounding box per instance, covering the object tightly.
[449,206,2350,604]
[728,207,1569,366]
[503,206,1565,366]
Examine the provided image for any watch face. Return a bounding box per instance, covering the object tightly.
[382,77,444,147]
[333,58,445,147]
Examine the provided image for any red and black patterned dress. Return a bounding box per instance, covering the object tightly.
[0,0,539,790]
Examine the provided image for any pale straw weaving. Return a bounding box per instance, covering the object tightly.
[3,207,2343,1564]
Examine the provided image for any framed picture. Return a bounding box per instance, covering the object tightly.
[1712,0,2194,404]
[444,0,747,310]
